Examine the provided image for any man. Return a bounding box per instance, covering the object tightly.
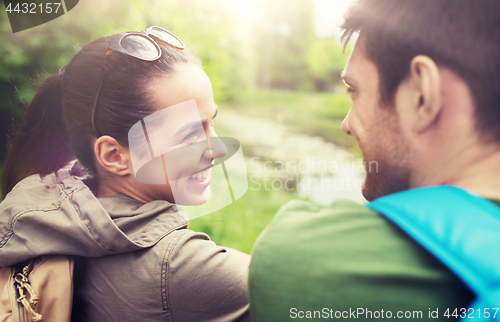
[248,0,500,320]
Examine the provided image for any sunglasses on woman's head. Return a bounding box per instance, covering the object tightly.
[91,26,185,136]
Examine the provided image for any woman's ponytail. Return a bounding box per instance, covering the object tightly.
[1,73,74,197]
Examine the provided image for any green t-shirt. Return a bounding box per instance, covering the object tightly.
[248,198,498,321]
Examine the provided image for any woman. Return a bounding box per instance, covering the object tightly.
[0,26,250,321]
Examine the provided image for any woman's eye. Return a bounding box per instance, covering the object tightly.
[346,86,355,94]
[183,129,201,142]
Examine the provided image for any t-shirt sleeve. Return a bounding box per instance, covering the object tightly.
[166,229,251,322]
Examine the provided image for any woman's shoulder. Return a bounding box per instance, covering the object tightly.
[157,228,251,321]
[138,228,252,321]
[157,228,246,280]
[75,228,250,321]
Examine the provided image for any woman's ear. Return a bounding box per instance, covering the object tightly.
[407,55,443,133]
[94,136,132,176]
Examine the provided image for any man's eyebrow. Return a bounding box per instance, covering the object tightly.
[174,105,218,137]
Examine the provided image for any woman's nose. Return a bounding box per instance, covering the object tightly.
[203,136,227,161]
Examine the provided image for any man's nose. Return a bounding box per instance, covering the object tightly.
[204,136,228,161]
[341,112,352,136]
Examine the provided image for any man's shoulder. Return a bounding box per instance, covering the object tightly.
[275,198,371,218]
[258,198,386,242]
[249,198,473,321]
[252,198,406,255]
[251,197,449,270]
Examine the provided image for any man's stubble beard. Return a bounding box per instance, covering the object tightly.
[360,115,412,202]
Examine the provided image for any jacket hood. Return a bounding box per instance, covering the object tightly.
[0,161,188,267]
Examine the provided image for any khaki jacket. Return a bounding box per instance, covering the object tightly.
[0,161,250,321]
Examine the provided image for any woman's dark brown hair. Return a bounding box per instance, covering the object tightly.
[1,33,200,196]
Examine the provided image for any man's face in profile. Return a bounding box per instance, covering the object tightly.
[341,36,412,201]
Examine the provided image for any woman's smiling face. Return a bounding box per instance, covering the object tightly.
[129,63,226,205]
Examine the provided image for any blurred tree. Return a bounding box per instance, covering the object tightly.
[252,0,316,90]
[143,0,251,102]
[306,36,349,91]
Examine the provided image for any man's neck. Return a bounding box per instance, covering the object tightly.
[414,141,500,200]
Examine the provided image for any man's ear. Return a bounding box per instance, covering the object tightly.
[407,55,443,133]
[94,136,132,176]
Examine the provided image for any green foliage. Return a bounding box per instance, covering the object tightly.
[0,0,351,114]
[307,37,352,91]
[252,0,316,90]
[142,0,251,102]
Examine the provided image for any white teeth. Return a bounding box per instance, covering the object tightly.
[189,168,212,182]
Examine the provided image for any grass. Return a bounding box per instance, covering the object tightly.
[188,176,297,254]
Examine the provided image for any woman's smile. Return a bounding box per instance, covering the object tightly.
[189,167,212,182]
[188,167,212,189]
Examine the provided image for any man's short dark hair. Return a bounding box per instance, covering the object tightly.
[341,0,500,142]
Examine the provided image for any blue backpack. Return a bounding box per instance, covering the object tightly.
[367,186,500,321]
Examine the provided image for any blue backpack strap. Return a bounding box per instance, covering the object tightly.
[367,186,500,320]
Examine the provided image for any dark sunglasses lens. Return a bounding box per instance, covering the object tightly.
[120,35,159,60]
[148,27,184,49]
